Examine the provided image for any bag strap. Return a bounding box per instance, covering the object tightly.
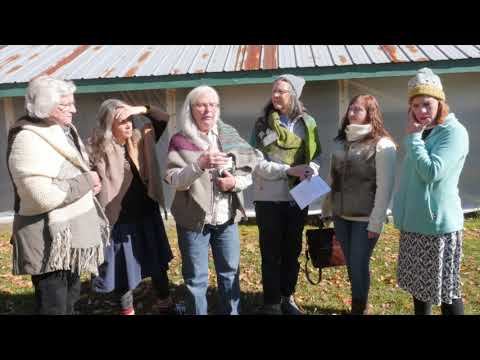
[305,249,322,285]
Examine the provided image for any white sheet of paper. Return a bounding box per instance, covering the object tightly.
[289,175,331,210]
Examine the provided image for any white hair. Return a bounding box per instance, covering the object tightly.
[170,85,221,149]
[25,75,76,119]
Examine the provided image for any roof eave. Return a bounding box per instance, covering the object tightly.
[0,59,479,98]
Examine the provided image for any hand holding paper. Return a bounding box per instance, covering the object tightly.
[289,175,331,210]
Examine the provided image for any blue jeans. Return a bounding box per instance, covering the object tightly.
[176,221,240,315]
[333,217,378,303]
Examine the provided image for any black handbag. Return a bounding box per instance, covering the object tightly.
[305,221,346,285]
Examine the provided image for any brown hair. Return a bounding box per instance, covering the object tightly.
[336,94,395,145]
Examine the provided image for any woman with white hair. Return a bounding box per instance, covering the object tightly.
[165,85,258,315]
[6,76,108,315]
[88,99,177,315]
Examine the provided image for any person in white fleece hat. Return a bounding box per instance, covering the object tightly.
[393,67,469,315]
[250,74,322,315]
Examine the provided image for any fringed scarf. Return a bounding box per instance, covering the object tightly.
[8,118,110,275]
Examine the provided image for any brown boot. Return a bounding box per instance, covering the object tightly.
[351,299,368,315]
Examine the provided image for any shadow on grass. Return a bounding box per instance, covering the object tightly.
[0,290,35,315]
[1,279,346,316]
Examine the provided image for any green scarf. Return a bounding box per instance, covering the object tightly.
[252,111,321,187]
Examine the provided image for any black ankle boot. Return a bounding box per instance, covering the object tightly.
[351,299,368,315]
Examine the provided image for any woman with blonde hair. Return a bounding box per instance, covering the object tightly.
[88,99,177,315]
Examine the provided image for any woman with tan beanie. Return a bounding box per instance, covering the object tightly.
[393,68,469,315]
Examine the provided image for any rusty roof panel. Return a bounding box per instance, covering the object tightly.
[379,45,408,63]
[152,46,186,76]
[123,46,162,77]
[328,45,353,66]
[171,45,201,75]
[12,46,78,82]
[206,45,230,73]
[124,46,157,77]
[310,45,333,67]
[417,45,448,61]
[436,45,468,60]
[224,45,245,72]
[103,46,148,78]
[42,45,91,77]
[345,45,371,65]
[261,45,278,70]
[188,45,216,74]
[53,45,106,79]
[76,46,128,79]
[0,45,479,86]
[278,45,296,68]
[399,45,429,62]
[294,45,315,68]
[362,45,391,64]
[242,45,261,71]
[0,46,50,82]
[0,46,30,71]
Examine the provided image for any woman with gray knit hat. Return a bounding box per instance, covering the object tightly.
[393,68,469,315]
[251,74,322,315]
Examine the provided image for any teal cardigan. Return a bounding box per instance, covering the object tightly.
[393,113,469,235]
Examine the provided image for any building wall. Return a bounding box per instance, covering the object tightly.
[1,72,479,214]
[347,72,480,211]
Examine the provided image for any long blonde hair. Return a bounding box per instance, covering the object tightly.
[88,98,128,163]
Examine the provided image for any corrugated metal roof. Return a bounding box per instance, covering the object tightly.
[0,45,479,85]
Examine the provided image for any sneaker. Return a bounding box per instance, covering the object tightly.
[256,304,282,315]
[120,307,135,315]
[281,296,304,315]
[154,297,186,315]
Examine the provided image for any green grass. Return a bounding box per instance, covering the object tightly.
[0,217,479,315]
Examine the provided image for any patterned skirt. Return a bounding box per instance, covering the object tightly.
[397,230,463,305]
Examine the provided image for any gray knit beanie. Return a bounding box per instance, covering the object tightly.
[276,74,305,98]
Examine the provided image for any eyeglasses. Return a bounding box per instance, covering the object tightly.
[348,106,366,113]
[57,102,76,111]
[272,89,290,96]
[193,102,219,110]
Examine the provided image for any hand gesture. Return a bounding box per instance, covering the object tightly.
[113,105,147,122]
[406,109,425,134]
[216,170,236,192]
[89,171,102,195]
[287,164,314,181]
[197,145,229,170]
